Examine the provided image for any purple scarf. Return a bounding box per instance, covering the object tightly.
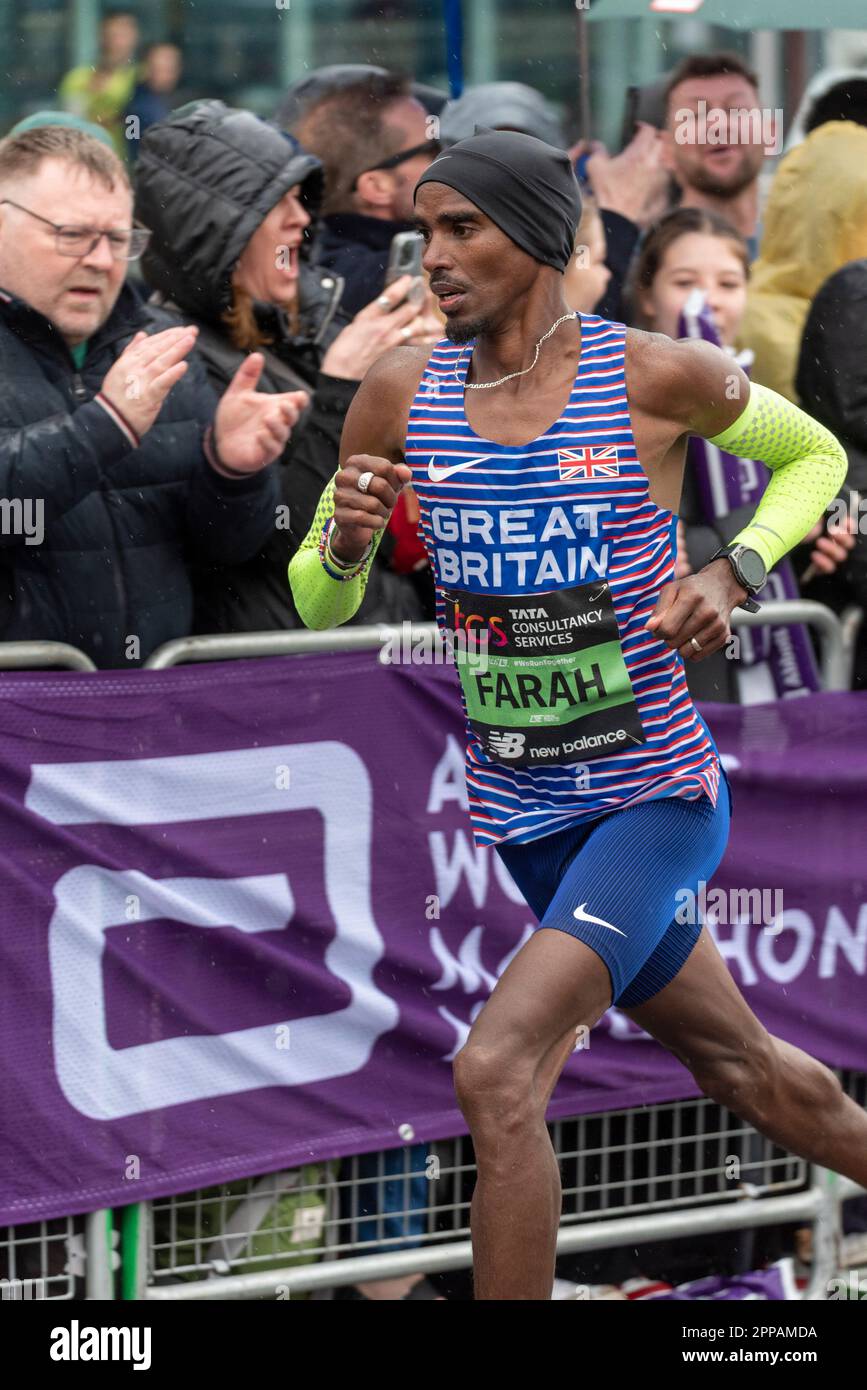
[678,293,820,700]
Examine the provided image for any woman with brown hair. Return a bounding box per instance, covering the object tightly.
[135,99,438,633]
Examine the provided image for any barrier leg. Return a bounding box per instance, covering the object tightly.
[803,1168,841,1301]
[84,1209,115,1300]
[121,1203,149,1301]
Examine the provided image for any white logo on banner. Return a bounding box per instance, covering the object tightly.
[26,743,399,1120]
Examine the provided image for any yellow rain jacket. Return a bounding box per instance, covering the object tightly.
[741,121,867,402]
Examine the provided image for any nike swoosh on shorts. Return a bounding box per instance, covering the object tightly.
[428,454,493,483]
[572,902,627,937]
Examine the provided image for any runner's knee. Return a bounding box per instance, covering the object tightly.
[690,1030,778,1117]
[772,1037,845,1111]
[453,1043,538,1128]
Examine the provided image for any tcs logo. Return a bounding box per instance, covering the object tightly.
[450,598,508,648]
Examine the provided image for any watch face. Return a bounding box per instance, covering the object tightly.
[736,548,766,591]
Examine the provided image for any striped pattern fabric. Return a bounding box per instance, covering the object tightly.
[405,311,721,848]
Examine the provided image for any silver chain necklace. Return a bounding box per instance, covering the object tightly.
[457,311,577,390]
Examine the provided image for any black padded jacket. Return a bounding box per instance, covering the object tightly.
[0,281,278,667]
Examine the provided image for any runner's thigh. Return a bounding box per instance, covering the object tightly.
[620,925,771,1070]
[516,791,730,1009]
[462,926,613,1070]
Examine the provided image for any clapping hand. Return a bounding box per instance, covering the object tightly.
[213,353,309,473]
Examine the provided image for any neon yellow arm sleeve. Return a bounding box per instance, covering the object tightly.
[705,381,848,570]
[287,472,386,630]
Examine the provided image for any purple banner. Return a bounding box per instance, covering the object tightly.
[0,654,866,1225]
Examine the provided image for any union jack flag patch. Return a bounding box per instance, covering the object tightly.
[557,445,621,482]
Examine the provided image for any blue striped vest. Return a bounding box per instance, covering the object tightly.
[405,312,721,848]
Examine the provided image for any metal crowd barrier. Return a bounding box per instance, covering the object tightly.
[0,603,863,1300]
[730,599,849,692]
[840,603,865,690]
[122,1080,866,1302]
[4,1092,864,1302]
[143,599,851,693]
[0,641,97,672]
[0,600,850,689]
[0,1209,114,1301]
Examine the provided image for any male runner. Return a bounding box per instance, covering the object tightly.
[288,130,867,1300]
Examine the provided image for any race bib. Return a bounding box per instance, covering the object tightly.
[442,581,647,767]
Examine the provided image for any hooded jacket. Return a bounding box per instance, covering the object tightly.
[740,121,867,403]
[135,100,430,632]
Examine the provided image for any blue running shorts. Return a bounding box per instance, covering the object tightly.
[495,774,733,1009]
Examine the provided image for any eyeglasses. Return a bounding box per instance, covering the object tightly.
[350,139,441,192]
[0,200,151,260]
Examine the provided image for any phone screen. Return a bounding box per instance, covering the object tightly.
[385,231,425,305]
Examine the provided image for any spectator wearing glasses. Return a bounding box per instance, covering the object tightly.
[0,125,307,667]
[286,71,439,316]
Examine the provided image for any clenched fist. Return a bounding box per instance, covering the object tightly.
[645,559,748,661]
[330,455,413,565]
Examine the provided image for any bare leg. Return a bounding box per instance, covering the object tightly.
[453,927,613,1300]
[623,927,867,1187]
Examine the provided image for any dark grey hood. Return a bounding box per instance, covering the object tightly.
[135,99,324,324]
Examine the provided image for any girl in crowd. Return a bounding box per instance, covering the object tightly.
[628,207,853,701]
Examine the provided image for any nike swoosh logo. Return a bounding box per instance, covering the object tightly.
[572,902,627,937]
[428,454,493,483]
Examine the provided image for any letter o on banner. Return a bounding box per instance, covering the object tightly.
[755,909,814,984]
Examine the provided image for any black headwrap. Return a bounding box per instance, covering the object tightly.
[414,128,582,273]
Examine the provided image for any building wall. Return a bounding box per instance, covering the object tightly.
[2,0,763,148]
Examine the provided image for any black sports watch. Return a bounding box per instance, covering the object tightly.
[708,543,766,614]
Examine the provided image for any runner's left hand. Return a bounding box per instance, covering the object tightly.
[645,559,748,661]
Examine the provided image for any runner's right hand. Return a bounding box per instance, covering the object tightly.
[330,455,413,564]
[100,326,199,438]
